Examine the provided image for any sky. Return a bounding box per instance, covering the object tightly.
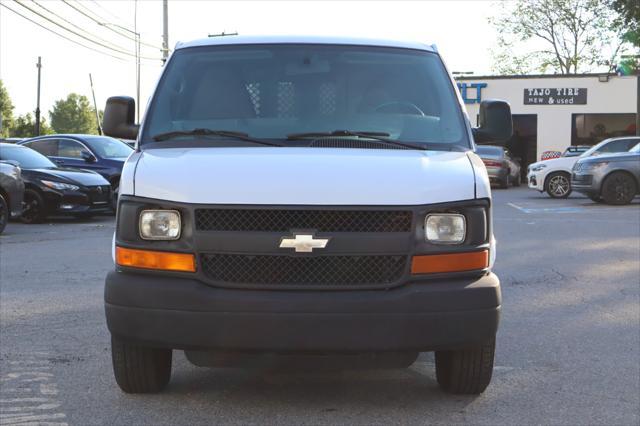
[0,0,499,119]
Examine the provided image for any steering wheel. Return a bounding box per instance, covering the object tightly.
[374,101,425,116]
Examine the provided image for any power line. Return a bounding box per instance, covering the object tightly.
[0,2,129,61]
[30,0,135,54]
[60,0,164,51]
[87,0,130,27]
[13,0,163,60]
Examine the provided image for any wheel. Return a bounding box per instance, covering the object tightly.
[0,194,8,234]
[499,174,509,189]
[545,172,571,199]
[601,172,637,205]
[435,337,495,394]
[111,337,172,394]
[20,189,46,224]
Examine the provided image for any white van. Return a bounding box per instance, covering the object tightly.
[102,36,513,395]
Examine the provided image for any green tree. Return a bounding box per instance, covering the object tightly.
[490,0,630,74]
[609,0,640,75]
[610,0,640,47]
[49,93,99,134]
[11,113,54,138]
[0,80,15,138]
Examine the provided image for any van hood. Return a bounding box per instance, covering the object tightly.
[133,147,476,205]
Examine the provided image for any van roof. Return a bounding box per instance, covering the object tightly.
[175,35,437,52]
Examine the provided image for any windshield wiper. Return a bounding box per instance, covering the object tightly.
[285,130,425,150]
[152,129,281,147]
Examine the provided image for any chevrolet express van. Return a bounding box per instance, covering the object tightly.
[102,36,513,395]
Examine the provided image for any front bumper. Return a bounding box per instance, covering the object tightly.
[8,180,25,217]
[42,185,112,215]
[527,171,544,191]
[486,167,508,183]
[105,270,501,352]
[571,173,598,195]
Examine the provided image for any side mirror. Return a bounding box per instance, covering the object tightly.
[102,96,139,140]
[81,151,96,163]
[473,100,513,145]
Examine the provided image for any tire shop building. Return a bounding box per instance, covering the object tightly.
[455,74,639,172]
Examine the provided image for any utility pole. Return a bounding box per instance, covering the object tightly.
[89,74,102,135]
[35,56,42,136]
[162,0,169,62]
[134,0,140,122]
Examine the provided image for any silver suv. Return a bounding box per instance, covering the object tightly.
[572,138,640,204]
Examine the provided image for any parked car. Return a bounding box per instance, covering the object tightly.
[562,145,590,157]
[476,145,521,188]
[0,138,25,144]
[19,134,132,209]
[0,157,25,233]
[527,136,640,198]
[572,143,640,205]
[102,35,514,395]
[0,143,112,223]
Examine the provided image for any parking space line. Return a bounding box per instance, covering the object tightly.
[507,202,528,213]
[506,201,639,214]
[0,354,67,426]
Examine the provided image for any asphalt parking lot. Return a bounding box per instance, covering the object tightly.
[1,187,638,426]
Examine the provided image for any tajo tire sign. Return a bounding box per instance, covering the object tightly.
[524,88,587,105]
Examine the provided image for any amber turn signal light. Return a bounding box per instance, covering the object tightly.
[116,246,196,272]
[411,250,488,274]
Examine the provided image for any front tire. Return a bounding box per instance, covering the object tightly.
[435,338,495,394]
[111,337,172,394]
[20,189,46,224]
[545,172,571,199]
[601,172,637,205]
[0,194,8,234]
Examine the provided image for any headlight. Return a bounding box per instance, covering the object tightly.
[530,164,547,172]
[425,213,466,244]
[139,210,181,240]
[41,180,79,191]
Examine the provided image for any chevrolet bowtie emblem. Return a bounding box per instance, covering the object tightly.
[279,234,330,253]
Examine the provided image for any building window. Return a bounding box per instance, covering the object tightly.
[571,113,636,146]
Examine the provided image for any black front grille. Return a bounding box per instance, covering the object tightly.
[200,253,407,287]
[89,185,110,204]
[195,209,413,232]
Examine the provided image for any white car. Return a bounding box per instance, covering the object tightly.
[527,137,640,198]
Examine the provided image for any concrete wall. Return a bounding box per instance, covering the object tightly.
[457,75,638,159]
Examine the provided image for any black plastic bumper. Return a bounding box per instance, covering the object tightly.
[104,271,501,352]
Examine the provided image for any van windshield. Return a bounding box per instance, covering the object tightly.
[141,44,469,150]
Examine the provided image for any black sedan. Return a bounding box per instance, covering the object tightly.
[20,134,133,209]
[0,143,112,223]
